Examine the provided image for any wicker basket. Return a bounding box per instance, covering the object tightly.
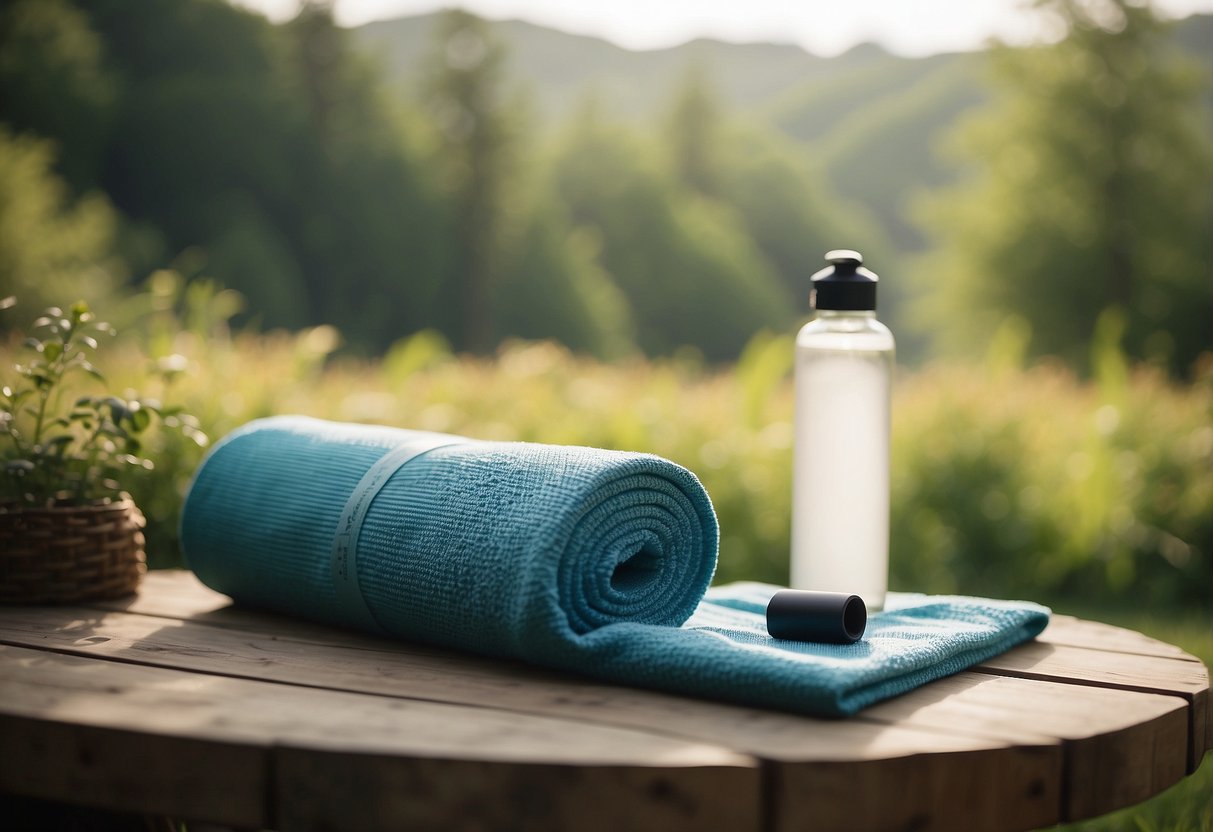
[0,499,146,604]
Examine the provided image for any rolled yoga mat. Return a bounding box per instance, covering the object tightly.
[182,416,1049,716]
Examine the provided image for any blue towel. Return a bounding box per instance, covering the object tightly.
[181,416,1049,716]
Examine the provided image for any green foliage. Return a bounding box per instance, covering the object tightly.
[493,197,636,359]
[892,355,1213,608]
[14,0,451,354]
[915,0,1213,375]
[0,300,205,507]
[422,9,519,353]
[665,65,723,198]
[39,286,1209,611]
[715,124,891,316]
[0,128,122,322]
[0,0,115,191]
[550,114,793,361]
[813,56,987,254]
[4,0,1211,371]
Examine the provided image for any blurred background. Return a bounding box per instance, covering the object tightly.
[1,0,1211,825]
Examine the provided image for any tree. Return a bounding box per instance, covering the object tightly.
[421,10,518,353]
[0,128,120,319]
[0,0,115,192]
[281,0,450,350]
[81,0,316,328]
[665,65,723,198]
[65,0,447,351]
[714,125,899,345]
[551,114,790,360]
[493,197,636,360]
[915,0,1213,373]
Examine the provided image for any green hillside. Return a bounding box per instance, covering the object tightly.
[354,11,1212,262]
[354,15,830,119]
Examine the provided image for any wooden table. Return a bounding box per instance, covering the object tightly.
[0,570,1208,832]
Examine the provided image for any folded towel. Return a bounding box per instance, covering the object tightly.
[679,583,1050,714]
[182,416,1049,716]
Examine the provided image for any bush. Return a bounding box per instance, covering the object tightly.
[891,358,1213,607]
[14,288,1207,609]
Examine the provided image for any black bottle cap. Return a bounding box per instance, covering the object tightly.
[810,249,878,311]
[766,590,867,644]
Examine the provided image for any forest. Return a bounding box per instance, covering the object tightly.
[2,0,1210,371]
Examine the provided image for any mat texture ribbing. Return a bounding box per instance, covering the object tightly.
[181,416,1049,716]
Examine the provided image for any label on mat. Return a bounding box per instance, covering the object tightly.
[330,435,463,632]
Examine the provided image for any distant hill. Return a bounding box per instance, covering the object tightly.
[354,16,833,119]
[353,12,1213,256]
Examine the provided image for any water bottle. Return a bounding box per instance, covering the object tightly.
[791,250,894,611]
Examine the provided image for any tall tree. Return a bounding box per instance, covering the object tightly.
[551,114,790,360]
[665,65,723,198]
[915,0,1213,373]
[0,128,120,318]
[0,0,115,192]
[421,10,517,353]
[282,0,450,349]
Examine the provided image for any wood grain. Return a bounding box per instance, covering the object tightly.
[0,605,1029,762]
[1039,615,1200,661]
[275,752,755,832]
[0,645,757,830]
[861,672,1189,820]
[0,604,1065,829]
[108,572,1213,775]
[773,746,1058,832]
[2,571,1208,831]
[975,640,1210,771]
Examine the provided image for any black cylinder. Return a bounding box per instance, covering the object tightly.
[766,590,867,644]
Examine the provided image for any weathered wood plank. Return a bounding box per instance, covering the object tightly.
[773,746,1057,832]
[107,574,1202,666]
[861,672,1189,820]
[1039,615,1200,661]
[96,569,232,619]
[975,640,1210,772]
[0,604,1065,830]
[8,572,1209,829]
[0,645,759,831]
[110,572,1213,774]
[0,716,263,828]
[0,605,1034,760]
[275,752,755,832]
[0,647,266,827]
[0,644,752,767]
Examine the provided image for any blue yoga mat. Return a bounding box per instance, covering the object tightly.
[181,416,1049,716]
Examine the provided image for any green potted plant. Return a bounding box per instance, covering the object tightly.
[0,299,203,603]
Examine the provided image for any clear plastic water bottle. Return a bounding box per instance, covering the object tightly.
[791,250,894,611]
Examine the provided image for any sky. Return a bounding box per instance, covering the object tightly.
[231,0,1213,56]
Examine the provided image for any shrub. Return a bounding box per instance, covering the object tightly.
[16,285,1207,608]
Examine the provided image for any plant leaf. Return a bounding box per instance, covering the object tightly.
[129,407,151,433]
